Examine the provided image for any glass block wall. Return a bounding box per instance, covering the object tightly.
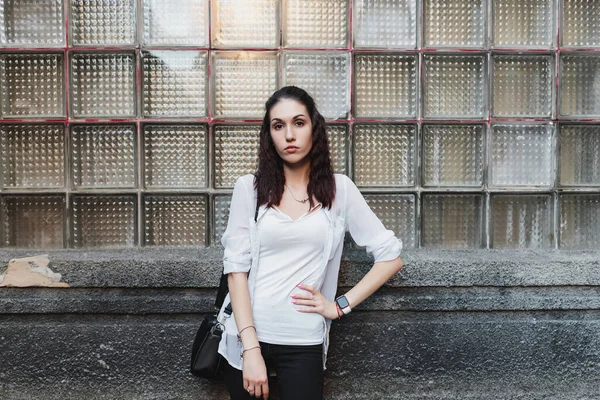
[0,0,599,249]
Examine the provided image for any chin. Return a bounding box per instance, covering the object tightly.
[280,153,310,165]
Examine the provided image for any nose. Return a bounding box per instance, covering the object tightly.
[285,124,295,141]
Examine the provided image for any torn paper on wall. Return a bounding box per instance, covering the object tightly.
[0,255,70,287]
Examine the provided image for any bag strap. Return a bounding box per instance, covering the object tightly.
[215,274,229,311]
[215,194,260,315]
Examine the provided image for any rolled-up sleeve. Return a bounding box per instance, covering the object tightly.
[345,176,402,262]
[221,177,252,274]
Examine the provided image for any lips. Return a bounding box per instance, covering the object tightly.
[284,146,299,153]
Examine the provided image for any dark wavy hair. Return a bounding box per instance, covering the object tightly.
[255,86,336,209]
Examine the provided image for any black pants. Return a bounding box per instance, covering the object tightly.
[223,341,324,400]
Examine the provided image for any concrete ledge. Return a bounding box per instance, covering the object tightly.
[3,286,600,314]
[0,248,599,288]
[2,249,600,399]
[0,248,223,288]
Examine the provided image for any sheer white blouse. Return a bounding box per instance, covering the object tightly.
[217,173,403,370]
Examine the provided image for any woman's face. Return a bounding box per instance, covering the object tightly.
[269,98,313,166]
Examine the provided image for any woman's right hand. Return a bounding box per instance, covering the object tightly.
[242,349,269,399]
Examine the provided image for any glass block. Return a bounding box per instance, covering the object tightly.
[70,0,136,46]
[353,124,416,187]
[283,52,350,119]
[214,125,260,188]
[0,53,64,117]
[559,195,600,249]
[143,0,208,46]
[354,54,418,118]
[142,51,208,118]
[3,196,65,248]
[72,195,136,248]
[561,0,600,47]
[70,52,136,118]
[492,0,554,48]
[423,55,487,118]
[211,0,278,48]
[144,195,207,246]
[353,0,417,49]
[559,125,600,186]
[144,124,207,188]
[213,195,232,246]
[327,124,348,175]
[491,124,554,187]
[422,124,484,187]
[493,55,554,117]
[422,194,483,248]
[212,52,278,119]
[0,0,64,46]
[424,0,485,48]
[71,53,136,117]
[364,194,416,249]
[491,195,553,249]
[71,124,136,188]
[283,0,348,48]
[560,54,600,117]
[1,124,64,188]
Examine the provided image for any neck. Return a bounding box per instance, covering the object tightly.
[283,159,310,188]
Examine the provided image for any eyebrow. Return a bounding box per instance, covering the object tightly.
[271,114,306,122]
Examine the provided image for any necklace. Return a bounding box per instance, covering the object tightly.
[285,184,309,203]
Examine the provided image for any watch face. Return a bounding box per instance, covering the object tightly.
[336,296,349,309]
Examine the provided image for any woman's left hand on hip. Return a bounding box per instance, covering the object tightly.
[291,284,338,320]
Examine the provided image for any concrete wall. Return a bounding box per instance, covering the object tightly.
[1,249,600,399]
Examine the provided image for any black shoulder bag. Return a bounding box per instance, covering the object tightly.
[190,199,260,378]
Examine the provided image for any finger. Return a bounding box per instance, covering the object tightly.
[291,292,313,300]
[254,385,262,398]
[297,284,317,294]
[244,379,249,390]
[293,298,316,306]
[296,306,318,313]
[262,382,270,399]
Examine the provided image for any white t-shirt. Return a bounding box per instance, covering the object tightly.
[252,204,328,345]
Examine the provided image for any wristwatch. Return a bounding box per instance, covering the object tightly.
[335,295,352,315]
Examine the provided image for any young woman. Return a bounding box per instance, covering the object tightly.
[217,86,403,400]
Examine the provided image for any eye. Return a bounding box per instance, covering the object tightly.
[295,120,305,127]
[273,123,283,130]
